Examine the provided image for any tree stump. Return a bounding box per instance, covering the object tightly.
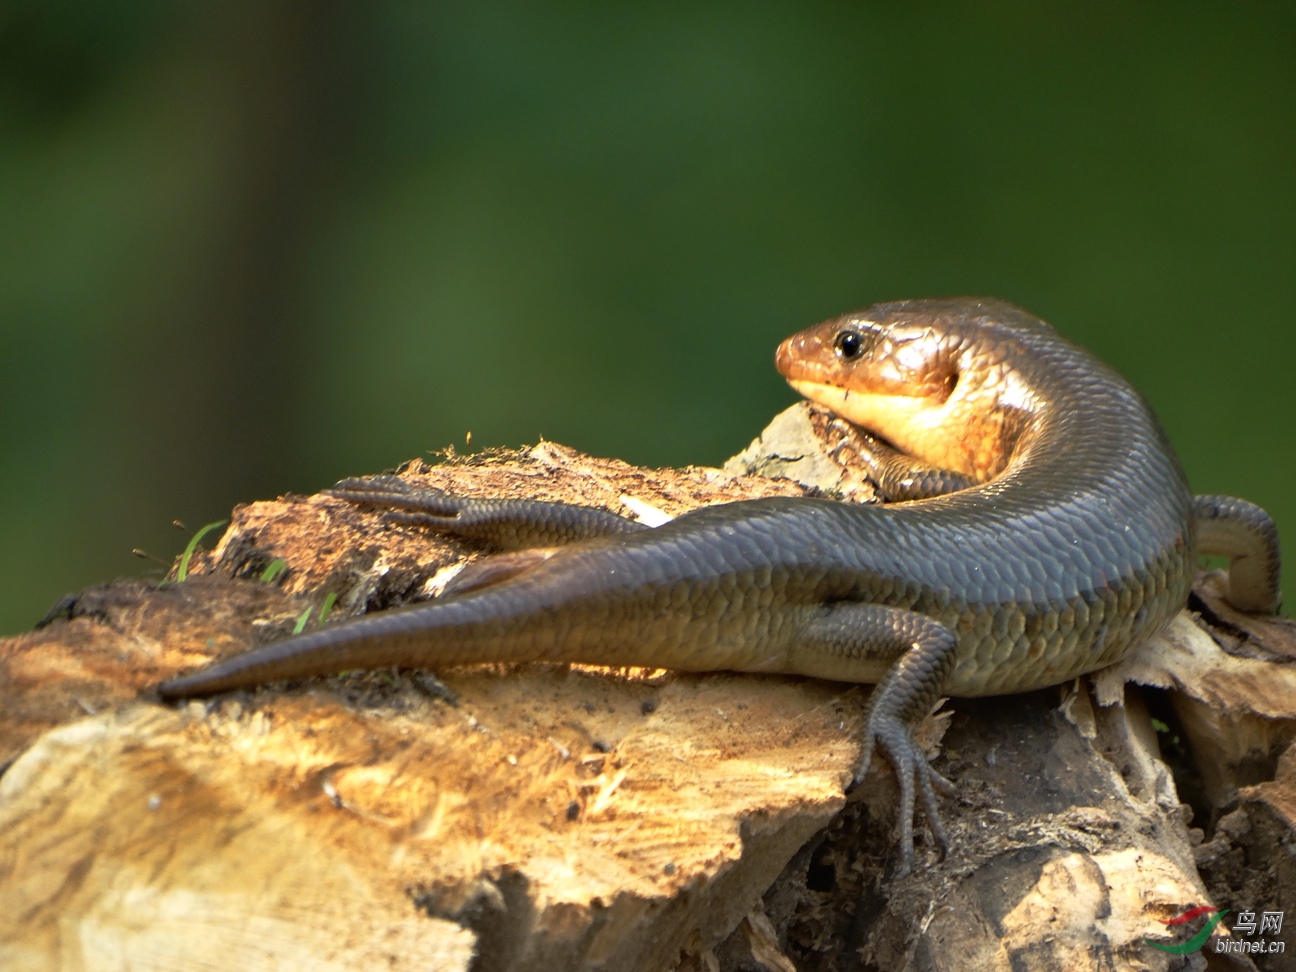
[3,404,1294,971]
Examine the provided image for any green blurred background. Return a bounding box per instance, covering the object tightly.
[0,1,1292,634]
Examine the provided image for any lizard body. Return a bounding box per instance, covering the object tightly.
[157,297,1280,873]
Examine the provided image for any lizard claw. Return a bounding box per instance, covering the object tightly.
[850,707,953,878]
[329,476,463,520]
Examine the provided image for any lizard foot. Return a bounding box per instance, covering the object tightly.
[850,706,956,879]
[328,475,465,529]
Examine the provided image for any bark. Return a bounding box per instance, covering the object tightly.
[2,404,1293,971]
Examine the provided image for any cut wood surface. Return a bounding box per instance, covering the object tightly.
[2,403,1295,971]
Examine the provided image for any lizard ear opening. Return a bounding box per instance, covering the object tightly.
[936,367,959,404]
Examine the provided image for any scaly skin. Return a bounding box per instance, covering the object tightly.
[157,297,1281,875]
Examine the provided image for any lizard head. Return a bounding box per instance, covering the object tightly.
[775,297,1049,481]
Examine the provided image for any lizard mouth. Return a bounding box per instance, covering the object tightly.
[785,377,936,439]
[775,329,959,404]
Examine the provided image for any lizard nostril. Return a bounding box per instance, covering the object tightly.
[774,337,795,376]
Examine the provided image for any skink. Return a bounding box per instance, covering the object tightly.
[157,297,1281,874]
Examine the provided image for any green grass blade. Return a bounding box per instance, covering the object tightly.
[260,559,287,583]
[177,520,229,582]
[318,592,337,624]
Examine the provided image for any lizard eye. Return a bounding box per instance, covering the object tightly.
[834,329,868,359]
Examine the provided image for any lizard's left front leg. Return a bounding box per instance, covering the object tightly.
[1194,494,1282,613]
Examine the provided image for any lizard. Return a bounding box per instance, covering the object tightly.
[157,296,1281,875]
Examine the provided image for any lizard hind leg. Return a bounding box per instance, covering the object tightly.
[328,474,650,550]
[793,602,959,877]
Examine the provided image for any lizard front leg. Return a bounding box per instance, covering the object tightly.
[832,429,976,502]
[1194,494,1282,613]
